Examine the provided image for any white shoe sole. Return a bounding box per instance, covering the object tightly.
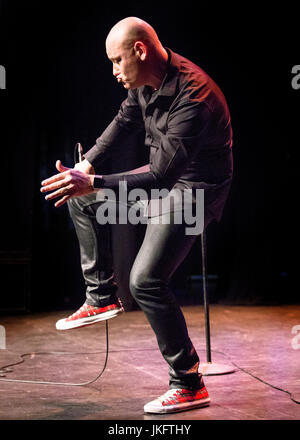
[144,397,210,414]
[55,308,122,330]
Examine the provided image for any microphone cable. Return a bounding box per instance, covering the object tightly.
[0,320,109,387]
[0,142,107,387]
[0,332,299,405]
[208,349,300,405]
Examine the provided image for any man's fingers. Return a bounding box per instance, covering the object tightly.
[43,184,73,201]
[41,179,67,193]
[54,195,71,208]
[40,179,68,193]
[56,160,71,173]
[41,166,93,208]
[41,171,68,187]
[41,160,71,188]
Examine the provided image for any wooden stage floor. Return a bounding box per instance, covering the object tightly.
[0,305,299,422]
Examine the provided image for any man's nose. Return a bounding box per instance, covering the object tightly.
[113,64,119,77]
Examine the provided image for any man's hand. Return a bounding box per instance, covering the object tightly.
[40,160,95,207]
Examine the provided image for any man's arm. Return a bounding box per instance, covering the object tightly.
[41,88,145,206]
[40,162,151,208]
[92,101,215,192]
[41,100,214,205]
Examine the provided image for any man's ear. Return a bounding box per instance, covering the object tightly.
[134,41,147,61]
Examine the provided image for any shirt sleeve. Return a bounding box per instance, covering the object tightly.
[84,89,144,168]
[94,100,213,192]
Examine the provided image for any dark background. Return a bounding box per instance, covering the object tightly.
[0,0,298,313]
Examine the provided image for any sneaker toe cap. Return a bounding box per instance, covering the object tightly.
[55,318,67,330]
[144,399,162,413]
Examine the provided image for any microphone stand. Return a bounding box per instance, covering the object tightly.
[199,230,236,375]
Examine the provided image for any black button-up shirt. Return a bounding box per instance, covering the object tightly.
[85,48,233,220]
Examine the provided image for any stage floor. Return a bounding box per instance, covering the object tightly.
[0,305,299,421]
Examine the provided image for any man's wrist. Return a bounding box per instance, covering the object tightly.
[92,175,104,189]
[75,159,95,175]
[85,158,95,174]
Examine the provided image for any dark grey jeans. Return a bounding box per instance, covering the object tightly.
[67,192,210,389]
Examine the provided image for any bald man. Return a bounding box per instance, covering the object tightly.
[41,17,233,414]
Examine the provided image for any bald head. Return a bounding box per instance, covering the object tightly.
[106,17,162,51]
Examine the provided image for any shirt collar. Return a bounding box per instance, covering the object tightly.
[141,48,180,101]
[158,48,181,97]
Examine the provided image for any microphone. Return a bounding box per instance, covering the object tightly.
[74,142,83,165]
[77,142,83,162]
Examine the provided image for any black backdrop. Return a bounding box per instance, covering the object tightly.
[0,0,298,311]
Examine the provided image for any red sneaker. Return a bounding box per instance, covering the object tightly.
[144,386,210,414]
[55,301,123,330]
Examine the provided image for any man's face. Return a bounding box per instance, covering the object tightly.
[106,40,146,90]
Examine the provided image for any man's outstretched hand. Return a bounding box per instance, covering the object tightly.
[40,160,95,207]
